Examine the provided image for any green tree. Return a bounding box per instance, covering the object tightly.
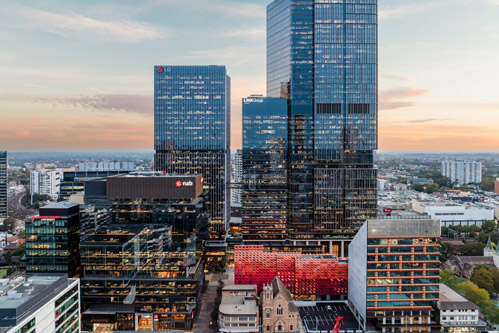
[483,220,497,234]
[491,269,499,294]
[0,217,16,233]
[471,267,494,294]
[482,175,496,192]
[440,242,456,262]
[440,270,464,290]
[456,280,489,306]
[460,242,484,256]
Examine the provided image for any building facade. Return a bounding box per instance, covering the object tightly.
[0,275,80,333]
[30,169,62,200]
[219,285,260,333]
[266,0,378,255]
[0,151,6,220]
[235,245,348,299]
[231,149,243,206]
[348,219,440,332]
[154,65,230,237]
[59,170,130,201]
[442,160,482,186]
[411,199,494,228]
[261,277,300,333]
[81,172,208,332]
[78,161,135,171]
[242,97,288,245]
[438,283,484,332]
[25,202,80,277]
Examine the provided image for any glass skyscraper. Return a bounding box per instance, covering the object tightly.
[267,0,377,255]
[0,151,6,219]
[154,66,231,236]
[242,96,288,245]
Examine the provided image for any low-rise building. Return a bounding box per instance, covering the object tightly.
[222,285,258,298]
[0,274,80,333]
[412,199,494,227]
[438,283,485,332]
[219,285,259,333]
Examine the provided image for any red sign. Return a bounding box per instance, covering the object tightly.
[176,181,182,188]
[383,208,392,213]
[31,216,60,221]
[157,67,164,73]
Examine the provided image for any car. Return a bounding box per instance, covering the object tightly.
[326,305,332,311]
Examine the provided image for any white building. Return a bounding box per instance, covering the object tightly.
[30,169,62,200]
[442,160,482,186]
[231,150,242,205]
[438,284,484,331]
[78,161,135,171]
[0,274,80,333]
[218,290,260,333]
[412,199,494,227]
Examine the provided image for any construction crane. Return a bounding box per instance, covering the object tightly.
[332,316,344,333]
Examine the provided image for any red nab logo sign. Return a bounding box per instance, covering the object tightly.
[176,180,193,188]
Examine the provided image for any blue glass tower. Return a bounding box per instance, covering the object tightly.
[154,66,231,235]
[267,0,378,255]
[242,96,288,245]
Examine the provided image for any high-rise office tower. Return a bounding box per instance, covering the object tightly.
[242,97,288,245]
[154,66,231,236]
[349,219,440,332]
[25,202,80,277]
[266,0,378,255]
[0,151,7,220]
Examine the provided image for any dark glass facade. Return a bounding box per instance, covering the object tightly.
[266,0,378,253]
[154,66,230,236]
[81,174,208,332]
[242,97,288,244]
[25,202,80,277]
[0,151,6,219]
[60,170,129,201]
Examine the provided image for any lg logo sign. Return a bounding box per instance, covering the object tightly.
[176,180,193,188]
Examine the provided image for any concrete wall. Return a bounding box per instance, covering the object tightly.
[348,222,367,329]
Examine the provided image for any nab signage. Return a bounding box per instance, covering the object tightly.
[176,180,194,188]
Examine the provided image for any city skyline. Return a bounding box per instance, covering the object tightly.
[1,0,499,152]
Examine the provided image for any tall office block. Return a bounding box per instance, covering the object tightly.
[154,65,230,236]
[0,151,7,220]
[25,202,80,277]
[266,0,378,255]
[242,97,288,245]
[348,219,440,332]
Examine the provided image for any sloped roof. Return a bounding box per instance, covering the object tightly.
[271,276,297,312]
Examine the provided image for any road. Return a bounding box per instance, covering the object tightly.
[192,274,218,333]
[192,269,234,333]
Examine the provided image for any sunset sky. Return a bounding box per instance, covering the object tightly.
[1,0,499,152]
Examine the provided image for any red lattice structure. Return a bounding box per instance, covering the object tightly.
[234,245,348,296]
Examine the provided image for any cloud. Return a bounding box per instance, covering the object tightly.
[405,118,452,124]
[15,130,31,139]
[13,6,168,42]
[154,0,266,18]
[223,28,266,41]
[382,73,413,82]
[379,2,439,20]
[36,94,153,116]
[380,87,430,110]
